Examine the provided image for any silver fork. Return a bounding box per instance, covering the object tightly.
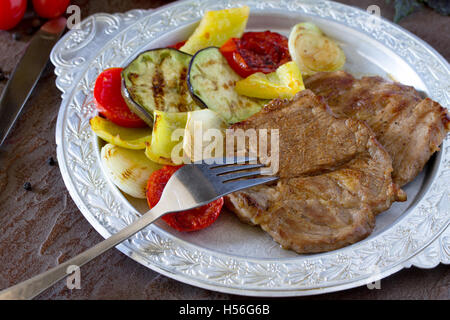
[0,158,278,300]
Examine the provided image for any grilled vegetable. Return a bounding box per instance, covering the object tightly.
[145,110,188,165]
[179,6,250,55]
[101,144,162,199]
[219,31,291,78]
[183,109,228,162]
[188,47,267,124]
[94,68,147,128]
[90,116,152,150]
[288,22,345,76]
[121,48,200,126]
[235,61,305,99]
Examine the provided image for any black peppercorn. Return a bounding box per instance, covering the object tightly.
[23,182,32,191]
[0,70,5,82]
[48,157,56,166]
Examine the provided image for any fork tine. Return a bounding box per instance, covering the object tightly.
[221,176,279,194]
[206,156,258,168]
[212,163,266,175]
[220,169,270,182]
[220,170,260,182]
[160,162,278,212]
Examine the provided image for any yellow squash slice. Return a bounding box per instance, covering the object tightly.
[180,6,250,55]
[145,111,188,165]
[90,116,152,150]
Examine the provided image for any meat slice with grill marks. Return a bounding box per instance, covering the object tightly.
[225,90,406,254]
[305,71,450,186]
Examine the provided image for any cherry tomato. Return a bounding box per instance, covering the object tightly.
[220,31,291,78]
[168,40,186,50]
[0,0,27,30]
[146,165,224,232]
[32,0,70,19]
[94,68,147,128]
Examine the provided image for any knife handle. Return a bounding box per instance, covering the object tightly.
[0,18,66,146]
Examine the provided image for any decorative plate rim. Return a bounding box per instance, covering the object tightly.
[51,0,450,296]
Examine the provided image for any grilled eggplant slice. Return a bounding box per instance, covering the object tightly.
[122,48,200,126]
[187,47,268,124]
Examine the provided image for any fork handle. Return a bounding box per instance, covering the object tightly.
[0,205,165,300]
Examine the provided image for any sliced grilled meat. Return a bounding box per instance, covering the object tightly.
[305,71,450,186]
[225,90,406,254]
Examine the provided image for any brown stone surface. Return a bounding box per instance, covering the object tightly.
[0,0,448,300]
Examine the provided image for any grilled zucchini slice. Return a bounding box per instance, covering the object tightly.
[188,47,267,124]
[121,48,200,126]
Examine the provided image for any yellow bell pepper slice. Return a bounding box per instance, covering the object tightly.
[180,6,250,55]
[90,116,152,150]
[234,61,305,99]
[145,111,188,165]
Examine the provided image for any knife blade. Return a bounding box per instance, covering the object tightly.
[0,17,67,146]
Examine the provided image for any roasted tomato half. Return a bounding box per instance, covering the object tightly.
[220,31,291,78]
[146,165,224,232]
[94,68,147,128]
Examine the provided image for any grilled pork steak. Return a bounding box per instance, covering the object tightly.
[305,71,450,186]
[225,90,406,254]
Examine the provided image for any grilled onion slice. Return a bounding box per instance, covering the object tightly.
[288,22,345,76]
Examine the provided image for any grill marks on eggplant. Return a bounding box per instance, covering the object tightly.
[122,49,200,124]
[151,62,166,111]
[177,67,189,112]
[151,57,190,112]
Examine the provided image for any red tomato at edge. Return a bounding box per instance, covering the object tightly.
[168,40,186,50]
[146,165,224,232]
[0,0,27,30]
[94,68,147,128]
[32,0,70,19]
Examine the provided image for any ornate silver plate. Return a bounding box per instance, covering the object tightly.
[51,0,449,296]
